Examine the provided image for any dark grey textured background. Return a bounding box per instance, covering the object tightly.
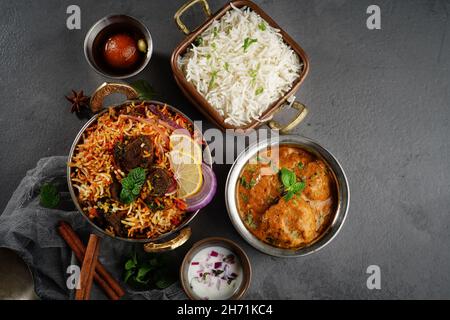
[0,0,449,299]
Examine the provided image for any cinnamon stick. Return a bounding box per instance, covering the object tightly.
[57,221,125,299]
[57,224,120,300]
[75,234,100,300]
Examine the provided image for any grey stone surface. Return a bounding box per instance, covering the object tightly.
[0,0,449,299]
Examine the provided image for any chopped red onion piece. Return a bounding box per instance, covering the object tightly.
[210,250,218,257]
[214,262,222,269]
[185,164,217,212]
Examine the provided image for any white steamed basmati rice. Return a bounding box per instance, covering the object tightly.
[179,4,303,127]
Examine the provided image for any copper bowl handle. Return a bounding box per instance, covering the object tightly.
[143,227,192,253]
[268,101,309,134]
[174,0,212,35]
[90,82,139,113]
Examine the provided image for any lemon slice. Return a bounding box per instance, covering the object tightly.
[169,151,203,199]
[170,133,202,165]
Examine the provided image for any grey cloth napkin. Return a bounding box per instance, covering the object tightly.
[0,156,186,300]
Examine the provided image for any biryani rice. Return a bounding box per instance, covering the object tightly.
[69,102,195,239]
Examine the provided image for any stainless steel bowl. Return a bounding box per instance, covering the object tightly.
[180,237,252,300]
[84,15,153,79]
[225,135,350,257]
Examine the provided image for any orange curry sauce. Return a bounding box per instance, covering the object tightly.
[236,145,336,249]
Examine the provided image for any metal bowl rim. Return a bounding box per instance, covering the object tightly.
[67,100,212,244]
[225,135,350,257]
[83,14,153,80]
[179,237,252,300]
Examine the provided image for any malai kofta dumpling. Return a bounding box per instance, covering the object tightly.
[278,146,313,174]
[260,197,316,248]
[303,160,332,201]
[238,168,281,217]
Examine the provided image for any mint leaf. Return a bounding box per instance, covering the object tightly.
[135,276,149,284]
[129,167,146,185]
[155,277,173,289]
[284,192,294,201]
[39,183,60,209]
[280,168,306,201]
[120,168,147,204]
[130,80,156,101]
[120,189,134,204]
[132,185,141,196]
[123,251,175,290]
[125,259,136,271]
[124,269,134,283]
[136,265,152,281]
[280,168,295,188]
[291,181,306,194]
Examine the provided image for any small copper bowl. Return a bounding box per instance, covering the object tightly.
[84,15,153,79]
[171,0,310,133]
[180,238,252,300]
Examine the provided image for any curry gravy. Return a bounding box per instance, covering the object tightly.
[236,145,336,249]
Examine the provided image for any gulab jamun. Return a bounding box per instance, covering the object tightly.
[103,33,139,69]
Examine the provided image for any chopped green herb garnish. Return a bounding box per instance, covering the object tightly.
[298,162,304,169]
[39,183,60,209]
[212,269,224,277]
[208,70,219,90]
[240,177,256,189]
[255,87,264,95]
[245,213,257,229]
[279,168,306,201]
[258,22,267,31]
[243,37,258,52]
[249,68,258,80]
[211,42,217,50]
[241,193,249,203]
[271,161,279,174]
[248,64,260,85]
[206,53,211,60]
[146,200,165,211]
[256,155,270,163]
[120,167,147,204]
[224,62,230,71]
[195,36,203,46]
[213,27,219,37]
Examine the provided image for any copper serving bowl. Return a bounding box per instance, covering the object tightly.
[67,82,213,252]
[171,0,310,133]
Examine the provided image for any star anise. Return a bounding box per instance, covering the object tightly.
[65,90,90,113]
